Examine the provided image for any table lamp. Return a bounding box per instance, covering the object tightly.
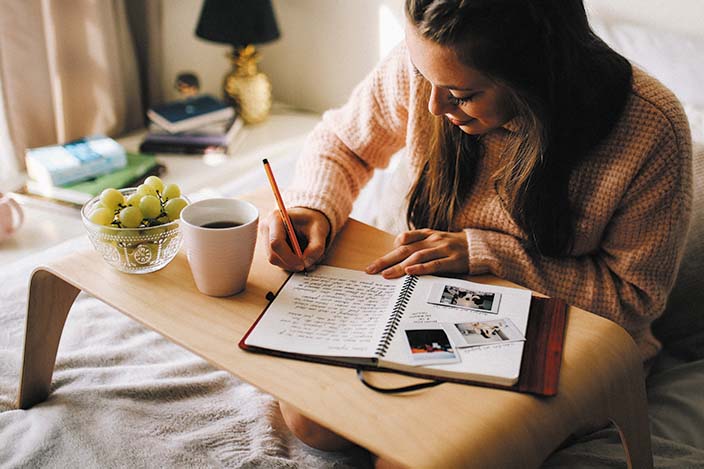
[195,0,280,124]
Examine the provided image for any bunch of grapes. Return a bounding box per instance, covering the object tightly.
[88,176,188,228]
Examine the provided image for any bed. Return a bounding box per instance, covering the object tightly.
[2,8,704,468]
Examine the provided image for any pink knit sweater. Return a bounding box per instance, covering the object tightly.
[285,44,693,362]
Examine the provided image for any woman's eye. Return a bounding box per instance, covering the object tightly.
[449,94,477,105]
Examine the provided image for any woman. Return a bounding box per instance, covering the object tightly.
[260,0,692,456]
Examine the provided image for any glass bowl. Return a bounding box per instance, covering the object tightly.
[81,187,187,274]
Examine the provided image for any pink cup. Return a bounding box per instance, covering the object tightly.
[180,198,259,297]
[0,193,24,242]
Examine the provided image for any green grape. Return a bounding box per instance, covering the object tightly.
[119,206,143,228]
[144,175,164,193]
[156,214,171,225]
[99,188,124,211]
[125,192,142,207]
[161,183,181,201]
[89,207,114,226]
[137,183,158,197]
[139,195,161,219]
[164,197,188,221]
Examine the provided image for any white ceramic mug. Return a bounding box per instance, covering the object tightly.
[0,193,24,243]
[180,198,259,297]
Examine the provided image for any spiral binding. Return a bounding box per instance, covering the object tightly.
[375,275,418,357]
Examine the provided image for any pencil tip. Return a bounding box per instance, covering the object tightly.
[262,158,269,164]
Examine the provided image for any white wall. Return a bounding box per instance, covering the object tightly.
[161,0,231,103]
[160,0,404,111]
[161,0,704,112]
[260,0,404,112]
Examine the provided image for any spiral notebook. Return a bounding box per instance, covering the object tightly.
[240,265,566,395]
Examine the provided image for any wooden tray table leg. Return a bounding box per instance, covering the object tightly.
[17,269,80,409]
[609,359,654,469]
[611,390,654,469]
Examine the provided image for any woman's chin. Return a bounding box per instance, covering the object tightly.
[457,123,483,135]
[457,121,499,136]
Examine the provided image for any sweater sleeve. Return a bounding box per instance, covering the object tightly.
[284,44,410,237]
[466,121,693,347]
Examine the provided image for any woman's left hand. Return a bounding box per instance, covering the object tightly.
[365,229,469,279]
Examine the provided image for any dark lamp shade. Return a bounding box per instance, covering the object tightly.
[195,0,280,46]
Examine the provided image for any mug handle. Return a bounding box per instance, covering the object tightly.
[7,197,24,231]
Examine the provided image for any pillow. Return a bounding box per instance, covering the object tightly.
[652,142,704,359]
[684,104,704,144]
[351,151,410,235]
[590,18,704,110]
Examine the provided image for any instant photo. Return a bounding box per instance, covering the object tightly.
[403,327,460,365]
[451,318,525,348]
[428,283,501,314]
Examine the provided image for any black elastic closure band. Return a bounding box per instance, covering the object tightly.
[356,369,443,394]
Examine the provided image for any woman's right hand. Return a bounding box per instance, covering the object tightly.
[260,207,331,272]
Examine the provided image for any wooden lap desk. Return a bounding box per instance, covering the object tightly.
[17,192,653,468]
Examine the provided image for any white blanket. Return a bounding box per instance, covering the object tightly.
[0,236,369,468]
[2,237,704,468]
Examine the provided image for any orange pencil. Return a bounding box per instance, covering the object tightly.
[262,158,304,259]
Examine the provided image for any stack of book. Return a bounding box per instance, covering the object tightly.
[140,94,243,155]
[25,135,127,188]
[24,152,163,207]
[23,136,163,207]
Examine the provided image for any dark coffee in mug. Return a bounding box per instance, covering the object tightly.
[200,221,242,229]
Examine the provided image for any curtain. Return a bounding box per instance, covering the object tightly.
[0,72,19,188]
[0,0,153,175]
[125,0,164,121]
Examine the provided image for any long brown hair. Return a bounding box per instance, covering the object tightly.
[405,0,632,255]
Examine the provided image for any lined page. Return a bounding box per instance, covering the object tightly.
[245,266,402,358]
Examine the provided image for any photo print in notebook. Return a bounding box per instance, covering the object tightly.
[402,325,460,366]
[446,318,525,349]
[427,282,501,314]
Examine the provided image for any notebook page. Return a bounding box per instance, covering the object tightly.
[381,276,532,385]
[245,266,403,358]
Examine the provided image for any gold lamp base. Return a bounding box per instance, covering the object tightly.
[224,45,272,125]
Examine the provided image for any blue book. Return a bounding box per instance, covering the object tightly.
[147,94,235,133]
[25,135,127,187]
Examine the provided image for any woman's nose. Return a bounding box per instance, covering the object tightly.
[428,85,450,116]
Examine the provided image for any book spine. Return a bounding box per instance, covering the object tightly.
[375,275,418,357]
[144,134,227,146]
[139,142,223,155]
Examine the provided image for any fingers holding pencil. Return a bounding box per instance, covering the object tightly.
[262,158,303,258]
[261,207,330,271]
[261,158,330,271]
